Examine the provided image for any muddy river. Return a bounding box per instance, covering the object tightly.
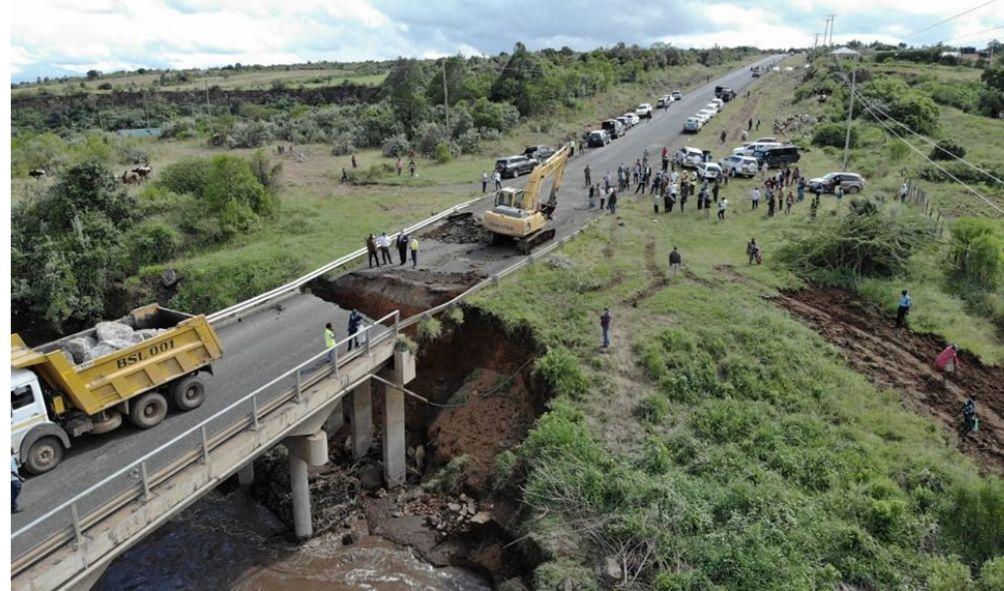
[94,490,491,591]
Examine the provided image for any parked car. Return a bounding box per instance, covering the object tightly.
[808,172,866,194]
[694,111,712,125]
[719,155,760,177]
[752,145,800,168]
[703,103,719,116]
[495,155,537,179]
[674,146,704,168]
[671,90,683,100]
[622,112,640,126]
[656,95,670,108]
[752,136,777,143]
[636,103,653,119]
[524,145,556,161]
[586,130,611,147]
[683,117,703,133]
[718,87,737,102]
[602,119,625,139]
[733,141,782,157]
[696,161,723,180]
[697,108,716,121]
[616,116,632,131]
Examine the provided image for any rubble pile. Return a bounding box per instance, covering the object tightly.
[59,322,167,365]
[424,214,493,244]
[391,490,492,538]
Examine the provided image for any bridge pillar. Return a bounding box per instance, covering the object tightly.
[238,462,254,487]
[286,430,328,540]
[382,349,416,488]
[350,380,373,460]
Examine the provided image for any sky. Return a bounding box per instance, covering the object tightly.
[9,0,1004,82]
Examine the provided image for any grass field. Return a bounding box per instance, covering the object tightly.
[463,60,1004,588]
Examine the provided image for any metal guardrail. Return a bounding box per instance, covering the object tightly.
[11,310,401,576]
[206,197,484,325]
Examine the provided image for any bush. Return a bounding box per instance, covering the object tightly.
[931,139,967,161]
[950,218,1004,288]
[534,347,590,399]
[979,557,1004,591]
[157,157,212,195]
[125,222,181,267]
[329,132,356,156]
[940,477,1004,565]
[228,120,273,148]
[381,132,411,157]
[434,141,452,164]
[812,122,856,148]
[415,121,448,156]
[202,154,276,237]
[927,556,975,591]
[247,149,283,194]
[417,316,443,343]
[778,199,936,278]
[635,394,669,424]
[160,117,199,140]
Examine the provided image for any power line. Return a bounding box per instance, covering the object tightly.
[902,0,1001,40]
[833,61,1004,186]
[940,25,1004,43]
[831,57,1004,215]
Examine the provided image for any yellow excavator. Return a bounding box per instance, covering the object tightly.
[482,144,569,254]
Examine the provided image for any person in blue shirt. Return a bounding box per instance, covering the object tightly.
[896,290,911,328]
[347,310,363,351]
[12,454,24,513]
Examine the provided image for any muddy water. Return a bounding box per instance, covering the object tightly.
[94,490,491,591]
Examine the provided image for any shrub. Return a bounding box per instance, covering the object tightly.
[329,132,356,156]
[456,128,481,154]
[228,120,273,148]
[778,199,936,278]
[950,218,1004,288]
[381,132,411,157]
[434,141,452,164]
[927,556,975,591]
[202,154,276,237]
[415,121,448,156]
[160,117,199,140]
[979,557,1004,591]
[417,316,443,342]
[534,347,590,399]
[931,139,967,161]
[157,157,212,195]
[635,394,669,424]
[125,222,180,267]
[247,149,283,194]
[940,477,1004,565]
[812,122,856,148]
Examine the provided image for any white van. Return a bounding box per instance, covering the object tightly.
[733,141,782,157]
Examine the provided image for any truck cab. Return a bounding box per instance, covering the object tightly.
[11,367,70,475]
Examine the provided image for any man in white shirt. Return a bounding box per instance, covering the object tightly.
[378,232,393,264]
[751,187,761,210]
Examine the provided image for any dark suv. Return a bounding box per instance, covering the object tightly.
[495,155,537,178]
[524,145,556,161]
[752,145,800,168]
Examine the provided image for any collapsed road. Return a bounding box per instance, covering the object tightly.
[11,55,781,561]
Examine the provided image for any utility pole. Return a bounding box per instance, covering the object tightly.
[812,33,819,55]
[822,18,830,48]
[441,58,449,130]
[824,15,836,46]
[832,47,860,171]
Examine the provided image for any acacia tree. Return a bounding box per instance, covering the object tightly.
[381,58,429,138]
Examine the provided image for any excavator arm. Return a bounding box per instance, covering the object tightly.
[518,145,570,215]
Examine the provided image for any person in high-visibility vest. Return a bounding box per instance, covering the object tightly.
[409,236,419,268]
[324,322,336,363]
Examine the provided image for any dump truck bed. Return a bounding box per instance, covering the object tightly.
[12,305,223,416]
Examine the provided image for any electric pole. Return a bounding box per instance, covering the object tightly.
[813,33,819,55]
[827,15,837,46]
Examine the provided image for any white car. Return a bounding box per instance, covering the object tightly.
[719,154,759,177]
[696,161,723,180]
[683,117,703,133]
[635,103,653,119]
[753,136,777,143]
[733,141,782,157]
[710,98,725,112]
[656,95,670,108]
[703,103,719,116]
[622,113,640,126]
[675,146,704,168]
[671,90,683,100]
[697,108,716,121]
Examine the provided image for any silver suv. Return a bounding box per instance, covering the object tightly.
[495,155,537,179]
[808,172,867,194]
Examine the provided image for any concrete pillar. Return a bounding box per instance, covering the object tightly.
[237,462,254,487]
[323,399,344,435]
[382,379,406,487]
[350,380,373,460]
[286,431,328,540]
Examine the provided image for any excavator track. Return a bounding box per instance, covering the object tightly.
[516,228,556,254]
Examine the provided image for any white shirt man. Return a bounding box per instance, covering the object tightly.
[751,188,761,210]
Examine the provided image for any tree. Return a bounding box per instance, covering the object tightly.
[491,42,548,115]
[86,69,101,80]
[980,65,1004,92]
[381,58,430,138]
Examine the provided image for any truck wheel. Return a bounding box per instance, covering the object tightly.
[130,392,168,429]
[25,436,64,475]
[171,375,206,411]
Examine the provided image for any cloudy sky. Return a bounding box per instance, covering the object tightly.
[10,0,1004,81]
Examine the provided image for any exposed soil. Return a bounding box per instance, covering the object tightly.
[624,239,669,307]
[776,286,1004,474]
[309,269,483,318]
[423,213,494,245]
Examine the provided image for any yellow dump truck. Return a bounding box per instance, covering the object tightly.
[11,305,223,474]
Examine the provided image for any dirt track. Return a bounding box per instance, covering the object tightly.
[776,287,1004,474]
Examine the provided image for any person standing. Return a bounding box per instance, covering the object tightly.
[589,184,597,208]
[11,454,23,513]
[755,119,760,131]
[409,235,419,267]
[600,308,612,348]
[717,197,728,221]
[397,231,409,265]
[895,290,912,328]
[408,159,417,177]
[584,164,592,188]
[767,192,776,217]
[347,310,363,351]
[366,234,380,268]
[341,167,349,183]
[747,118,753,132]
[378,232,393,264]
[351,153,358,169]
[747,239,759,265]
[603,171,612,192]
[751,187,761,210]
[712,181,720,203]
[961,396,978,434]
[785,191,794,215]
[899,181,908,202]
[797,180,805,202]
[661,147,669,172]
[494,169,503,191]
[668,247,682,277]
[653,190,660,214]
[667,182,678,212]
[608,189,618,214]
[324,322,336,363]
[396,158,403,176]
[719,129,727,144]
[481,171,488,193]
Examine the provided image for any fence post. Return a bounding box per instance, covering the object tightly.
[365,326,371,355]
[140,461,151,503]
[200,426,210,464]
[250,395,260,431]
[295,368,303,403]
[70,502,83,548]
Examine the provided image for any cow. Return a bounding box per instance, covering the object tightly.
[122,171,141,184]
[28,169,46,179]
[132,165,153,180]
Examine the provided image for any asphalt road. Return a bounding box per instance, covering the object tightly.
[11,55,780,558]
